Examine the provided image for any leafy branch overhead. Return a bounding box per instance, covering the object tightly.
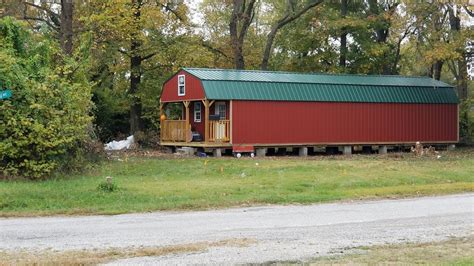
[261,0,323,70]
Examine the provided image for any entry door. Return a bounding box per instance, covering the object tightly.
[214,102,226,140]
[215,102,226,120]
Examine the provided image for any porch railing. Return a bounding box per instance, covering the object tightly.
[209,120,230,142]
[161,120,188,142]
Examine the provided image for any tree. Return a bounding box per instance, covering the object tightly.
[229,0,257,69]
[261,0,323,70]
[85,0,188,134]
[339,0,347,68]
[129,0,145,134]
[447,4,469,101]
[0,17,93,178]
[366,0,399,74]
[22,0,75,55]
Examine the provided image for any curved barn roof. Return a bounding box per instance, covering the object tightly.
[182,68,459,104]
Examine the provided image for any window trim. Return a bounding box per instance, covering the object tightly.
[177,74,185,96]
[194,102,201,123]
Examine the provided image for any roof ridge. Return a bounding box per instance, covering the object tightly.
[202,79,453,88]
[183,67,440,80]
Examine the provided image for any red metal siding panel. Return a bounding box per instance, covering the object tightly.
[188,101,206,136]
[232,101,458,145]
[161,70,205,102]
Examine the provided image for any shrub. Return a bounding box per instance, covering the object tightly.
[97,177,118,192]
[459,99,473,144]
[0,17,94,179]
[134,130,161,148]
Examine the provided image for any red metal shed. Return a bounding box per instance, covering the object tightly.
[160,68,459,150]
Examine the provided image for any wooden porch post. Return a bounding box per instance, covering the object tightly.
[202,99,215,143]
[183,101,190,142]
[230,100,233,144]
[159,101,164,142]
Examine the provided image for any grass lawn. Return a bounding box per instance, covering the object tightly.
[0,148,473,217]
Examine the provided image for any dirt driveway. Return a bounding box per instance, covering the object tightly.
[1,193,473,264]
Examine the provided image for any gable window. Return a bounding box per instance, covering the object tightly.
[215,102,226,120]
[178,75,185,96]
[194,102,201,122]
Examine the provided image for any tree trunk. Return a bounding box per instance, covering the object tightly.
[230,35,245,69]
[229,5,245,70]
[456,54,468,100]
[368,0,398,75]
[129,0,143,134]
[432,60,443,80]
[448,6,468,101]
[339,0,347,68]
[261,26,278,70]
[60,0,73,55]
[129,48,143,134]
[229,0,256,70]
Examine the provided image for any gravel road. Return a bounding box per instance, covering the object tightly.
[1,194,473,264]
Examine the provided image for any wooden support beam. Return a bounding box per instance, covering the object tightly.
[159,101,164,142]
[230,100,233,144]
[202,99,210,143]
[183,101,191,142]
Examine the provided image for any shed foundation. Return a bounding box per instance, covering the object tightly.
[213,148,222,157]
[256,148,267,157]
[343,146,352,155]
[299,147,308,157]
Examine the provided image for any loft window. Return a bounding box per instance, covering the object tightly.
[178,75,185,96]
[194,102,201,122]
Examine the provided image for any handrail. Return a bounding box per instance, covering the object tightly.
[209,120,230,142]
[161,120,188,142]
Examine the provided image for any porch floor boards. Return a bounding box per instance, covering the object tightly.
[160,141,232,148]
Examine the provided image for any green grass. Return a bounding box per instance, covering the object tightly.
[1,148,473,217]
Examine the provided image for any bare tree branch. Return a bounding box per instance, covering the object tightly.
[23,16,60,32]
[142,52,157,61]
[158,2,186,22]
[201,41,229,58]
[463,5,474,17]
[23,1,59,19]
[118,48,131,57]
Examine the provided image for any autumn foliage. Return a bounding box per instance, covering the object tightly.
[0,18,93,179]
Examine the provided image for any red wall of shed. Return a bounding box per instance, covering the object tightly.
[186,101,230,138]
[188,101,205,135]
[232,101,458,145]
[161,70,205,102]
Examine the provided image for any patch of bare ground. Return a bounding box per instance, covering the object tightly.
[308,236,474,265]
[0,238,256,265]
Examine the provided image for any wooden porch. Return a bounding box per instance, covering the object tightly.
[160,100,231,146]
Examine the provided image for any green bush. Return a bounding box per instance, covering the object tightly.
[97,178,118,192]
[0,17,94,179]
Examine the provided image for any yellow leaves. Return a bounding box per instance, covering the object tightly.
[423,42,462,63]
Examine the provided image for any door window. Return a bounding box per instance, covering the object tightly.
[215,102,226,120]
[194,102,201,122]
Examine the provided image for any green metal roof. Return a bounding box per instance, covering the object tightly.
[183,68,459,104]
